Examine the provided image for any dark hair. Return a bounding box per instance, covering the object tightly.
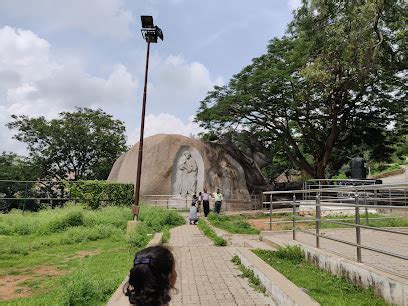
[124,246,175,305]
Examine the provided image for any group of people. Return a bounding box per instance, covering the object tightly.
[189,188,223,225]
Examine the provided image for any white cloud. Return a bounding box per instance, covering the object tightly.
[0,0,133,39]
[0,26,137,154]
[288,0,302,10]
[129,113,203,145]
[147,54,223,116]
[0,26,222,154]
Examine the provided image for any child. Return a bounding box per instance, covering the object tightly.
[189,202,198,225]
[197,192,202,212]
[125,246,177,305]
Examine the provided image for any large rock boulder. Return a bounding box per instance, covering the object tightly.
[108,134,259,200]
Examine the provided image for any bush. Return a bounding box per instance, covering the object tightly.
[207,213,259,234]
[275,245,304,263]
[138,206,185,232]
[66,180,134,209]
[127,222,153,249]
[0,205,131,236]
[59,225,122,244]
[45,210,84,233]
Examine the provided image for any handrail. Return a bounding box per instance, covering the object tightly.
[263,182,408,264]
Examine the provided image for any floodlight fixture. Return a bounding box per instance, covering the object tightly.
[141,15,154,28]
[140,16,164,43]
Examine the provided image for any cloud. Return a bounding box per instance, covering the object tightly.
[146,54,223,117]
[288,0,302,10]
[0,26,137,154]
[0,0,133,39]
[129,113,203,145]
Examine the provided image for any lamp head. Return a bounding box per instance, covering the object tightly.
[140,16,164,43]
[141,16,154,28]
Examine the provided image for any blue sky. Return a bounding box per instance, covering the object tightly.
[0,0,300,154]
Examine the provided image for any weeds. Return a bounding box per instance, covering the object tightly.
[254,248,391,305]
[207,213,259,234]
[231,255,266,294]
[197,220,227,246]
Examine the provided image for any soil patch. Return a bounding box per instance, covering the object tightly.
[32,266,62,277]
[73,250,101,259]
[247,218,313,231]
[0,275,32,300]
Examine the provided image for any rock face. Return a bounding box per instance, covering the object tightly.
[107,134,254,200]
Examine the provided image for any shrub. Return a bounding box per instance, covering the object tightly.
[275,245,304,263]
[83,206,131,230]
[127,222,153,249]
[207,213,259,234]
[44,210,85,233]
[66,180,133,209]
[138,206,185,232]
[59,225,122,244]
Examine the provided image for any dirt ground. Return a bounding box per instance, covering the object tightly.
[0,249,100,301]
[0,275,32,301]
[247,217,314,231]
[0,266,62,301]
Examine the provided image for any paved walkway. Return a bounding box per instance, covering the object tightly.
[168,225,275,305]
[263,228,408,279]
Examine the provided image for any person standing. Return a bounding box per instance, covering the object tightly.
[197,192,202,212]
[213,188,223,214]
[201,188,210,217]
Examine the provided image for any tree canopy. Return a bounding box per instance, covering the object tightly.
[7,108,128,180]
[196,0,407,178]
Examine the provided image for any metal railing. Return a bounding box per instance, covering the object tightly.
[140,194,262,211]
[263,182,408,263]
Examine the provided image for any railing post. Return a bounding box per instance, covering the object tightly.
[364,191,368,226]
[355,193,362,263]
[23,181,28,212]
[292,193,296,240]
[316,194,321,248]
[389,188,392,205]
[269,194,273,231]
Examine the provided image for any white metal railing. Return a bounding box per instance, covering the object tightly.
[263,182,408,263]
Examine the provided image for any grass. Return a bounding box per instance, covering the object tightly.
[231,255,266,294]
[254,246,391,306]
[207,213,260,234]
[197,219,227,246]
[0,204,184,305]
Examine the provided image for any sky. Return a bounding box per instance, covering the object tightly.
[0,0,301,155]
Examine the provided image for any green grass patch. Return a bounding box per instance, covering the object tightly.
[231,255,266,294]
[254,247,391,306]
[207,213,259,234]
[197,220,227,246]
[0,205,184,305]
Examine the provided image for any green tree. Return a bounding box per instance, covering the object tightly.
[0,152,41,198]
[196,0,407,178]
[7,108,127,180]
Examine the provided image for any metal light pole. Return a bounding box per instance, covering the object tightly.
[132,16,164,220]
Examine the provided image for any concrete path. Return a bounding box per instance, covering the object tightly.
[263,228,408,279]
[168,225,275,305]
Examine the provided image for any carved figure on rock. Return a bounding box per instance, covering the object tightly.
[177,151,198,195]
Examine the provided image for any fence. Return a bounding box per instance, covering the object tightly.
[140,194,263,211]
[263,182,408,263]
[0,180,133,211]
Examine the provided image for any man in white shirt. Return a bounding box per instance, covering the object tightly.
[214,189,223,214]
[201,188,210,217]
